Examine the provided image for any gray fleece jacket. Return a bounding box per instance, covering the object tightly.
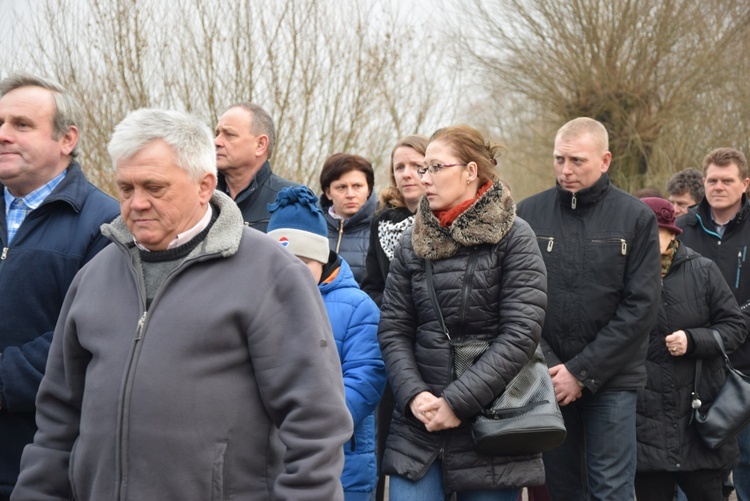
[12,191,352,501]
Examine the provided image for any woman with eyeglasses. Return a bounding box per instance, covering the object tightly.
[378,125,548,500]
[361,135,428,501]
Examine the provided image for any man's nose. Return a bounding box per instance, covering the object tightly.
[0,122,14,143]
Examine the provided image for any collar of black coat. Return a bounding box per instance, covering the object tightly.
[555,173,610,209]
[412,181,516,260]
[216,160,273,205]
[690,192,750,229]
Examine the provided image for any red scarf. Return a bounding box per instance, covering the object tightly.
[434,181,493,227]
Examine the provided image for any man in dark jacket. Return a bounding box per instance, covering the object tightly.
[676,147,750,500]
[214,102,298,232]
[0,73,119,500]
[517,117,661,500]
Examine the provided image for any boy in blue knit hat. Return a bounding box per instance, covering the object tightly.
[268,186,386,501]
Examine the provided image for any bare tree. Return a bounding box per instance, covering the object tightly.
[0,0,456,196]
[452,0,750,195]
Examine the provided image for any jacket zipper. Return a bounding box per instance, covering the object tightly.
[336,220,344,253]
[116,311,147,501]
[591,238,627,255]
[538,237,554,253]
[458,250,479,337]
[571,193,577,209]
[737,248,745,289]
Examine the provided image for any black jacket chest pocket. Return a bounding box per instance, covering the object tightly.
[585,235,628,289]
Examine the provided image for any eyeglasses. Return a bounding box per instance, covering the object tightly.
[416,163,467,178]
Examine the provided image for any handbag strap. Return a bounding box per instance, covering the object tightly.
[425,259,451,341]
[693,330,729,414]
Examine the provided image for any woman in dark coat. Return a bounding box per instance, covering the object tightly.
[362,134,428,307]
[635,197,747,501]
[378,125,547,500]
[361,134,428,501]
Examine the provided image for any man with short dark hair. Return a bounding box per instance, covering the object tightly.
[0,73,119,500]
[517,117,661,500]
[667,167,704,217]
[12,108,352,501]
[677,147,750,500]
[214,102,298,232]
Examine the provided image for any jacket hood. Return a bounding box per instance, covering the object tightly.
[412,181,516,260]
[101,190,245,259]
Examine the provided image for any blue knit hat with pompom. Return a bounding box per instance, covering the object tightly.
[267,186,330,263]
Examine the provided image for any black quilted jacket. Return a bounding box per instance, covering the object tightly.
[378,182,548,492]
[636,243,746,472]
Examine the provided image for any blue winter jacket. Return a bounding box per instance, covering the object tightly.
[0,162,119,497]
[320,257,385,494]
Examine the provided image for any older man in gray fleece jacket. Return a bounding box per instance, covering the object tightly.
[11,108,352,501]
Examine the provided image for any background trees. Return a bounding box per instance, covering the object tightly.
[1,0,453,194]
[453,0,750,196]
[1,0,749,199]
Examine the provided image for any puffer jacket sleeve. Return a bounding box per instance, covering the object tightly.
[340,293,386,427]
[441,220,548,420]
[378,231,429,415]
[687,258,747,357]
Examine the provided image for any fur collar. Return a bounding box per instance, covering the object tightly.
[412,181,516,260]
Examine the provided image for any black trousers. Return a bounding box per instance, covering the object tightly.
[634,469,724,501]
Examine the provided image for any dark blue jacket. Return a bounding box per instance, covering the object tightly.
[0,162,119,496]
[320,257,385,495]
[217,161,299,233]
[322,192,376,284]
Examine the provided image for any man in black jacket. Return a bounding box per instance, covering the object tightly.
[214,102,298,233]
[517,117,661,500]
[677,147,750,500]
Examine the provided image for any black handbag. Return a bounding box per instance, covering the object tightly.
[425,259,566,456]
[692,330,750,449]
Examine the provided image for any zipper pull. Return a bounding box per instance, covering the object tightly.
[1,247,7,260]
[571,193,577,210]
[547,238,554,252]
[737,251,743,289]
[135,312,147,340]
[621,239,627,255]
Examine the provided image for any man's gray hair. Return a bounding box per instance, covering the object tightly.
[108,108,217,180]
[0,73,83,158]
[223,102,276,158]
